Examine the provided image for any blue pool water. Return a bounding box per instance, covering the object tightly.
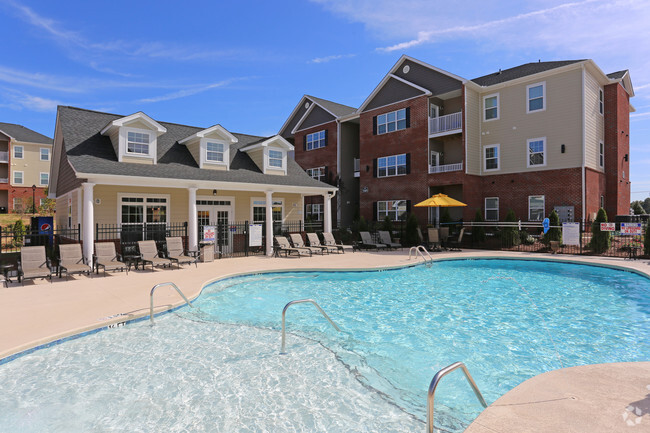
[1,259,649,432]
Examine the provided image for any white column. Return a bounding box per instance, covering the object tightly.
[323,193,332,234]
[82,182,95,265]
[265,191,273,256]
[188,187,198,251]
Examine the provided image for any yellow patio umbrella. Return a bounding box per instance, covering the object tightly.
[414,193,467,208]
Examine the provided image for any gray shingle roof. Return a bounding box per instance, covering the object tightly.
[0,122,52,144]
[607,70,627,79]
[57,106,332,189]
[306,95,356,117]
[471,60,585,86]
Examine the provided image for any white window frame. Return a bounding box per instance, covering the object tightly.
[377,153,407,178]
[13,145,23,159]
[377,108,407,135]
[13,171,23,184]
[126,130,151,156]
[527,137,547,168]
[483,93,499,121]
[13,197,23,211]
[119,126,157,162]
[40,147,50,161]
[39,172,49,186]
[526,81,546,113]
[599,141,604,168]
[250,198,284,223]
[117,193,170,228]
[528,195,545,222]
[483,144,500,172]
[485,197,499,221]
[377,199,407,221]
[264,147,287,174]
[599,89,604,115]
[305,203,323,221]
[306,130,326,150]
[306,167,326,181]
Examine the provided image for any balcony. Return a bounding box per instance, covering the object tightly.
[428,161,463,174]
[429,112,462,137]
[0,151,8,163]
[353,158,360,177]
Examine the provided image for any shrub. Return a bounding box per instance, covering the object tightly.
[632,201,645,215]
[403,213,420,247]
[543,210,562,245]
[472,209,486,243]
[13,219,25,246]
[502,209,520,247]
[380,216,394,233]
[589,208,611,254]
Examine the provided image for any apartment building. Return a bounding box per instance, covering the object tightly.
[0,123,52,213]
[281,56,633,226]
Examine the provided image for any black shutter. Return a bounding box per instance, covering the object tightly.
[372,116,377,135]
[373,202,378,221]
[303,135,306,151]
[373,158,377,178]
[405,107,411,128]
[324,129,328,147]
[405,153,411,174]
[406,200,412,215]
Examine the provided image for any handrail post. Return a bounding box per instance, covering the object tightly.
[427,361,488,433]
[149,282,194,325]
[281,299,341,354]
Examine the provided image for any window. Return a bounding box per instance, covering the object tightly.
[306,203,323,221]
[528,195,545,221]
[13,198,23,212]
[377,108,407,134]
[126,131,150,155]
[377,154,407,177]
[527,137,546,167]
[206,142,225,162]
[600,195,605,208]
[527,82,546,113]
[306,167,326,181]
[599,142,604,168]
[252,199,283,224]
[377,200,407,221]
[484,145,499,171]
[483,94,499,121]
[268,149,283,168]
[13,145,23,159]
[599,89,604,115]
[13,171,23,184]
[485,197,499,221]
[306,131,326,150]
[40,148,50,161]
[119,196,168,235]
[40,172,49,186]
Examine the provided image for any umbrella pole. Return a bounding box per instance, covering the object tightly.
[436,207,440,227]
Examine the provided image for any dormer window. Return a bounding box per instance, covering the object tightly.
[100,112,166,164]
[179,124,236,170]
[127,131,151,155]
[206,141,225,162]
[239,135,293,175]
[268,149,284,168]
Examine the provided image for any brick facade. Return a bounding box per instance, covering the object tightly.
[7,186,48,212]
[604,82,631,218]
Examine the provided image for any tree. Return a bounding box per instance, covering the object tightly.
[502,209,520,247]
[632,201,645,215]
[403,213,420,247]
[13,219,25,246]
[380,216,394,233]
[472,209,486,243]
[644,197,650,214]
[589,208,611,254]
[543,210,562,245]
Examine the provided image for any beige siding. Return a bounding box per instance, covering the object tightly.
[186,142,200,166]
[123,119,155,130]
[445,96,463,114]
[479,68,583,174]
[266,168,285,176]
[584,69,605,171]
[247,149,263,171]
[464,86,481,175]
[121,155,154,165]
[55,196,67,228]
[10,141,52,187]
[108,128,119,157]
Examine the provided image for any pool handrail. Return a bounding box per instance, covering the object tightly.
[280,299,341,354]
[409,245,433,265]
[427,361,488,433]
[149,282,194,325]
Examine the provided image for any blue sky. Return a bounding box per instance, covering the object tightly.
[1,0,648,201]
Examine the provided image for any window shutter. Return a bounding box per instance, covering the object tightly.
[303,135,306,151]
[406,153,411,174]
[373,158,377,178]
[373,202,378,221]
[324,129,328,147]
[406,200,412,215]
[405,107,411,128]
[372,116,377,135]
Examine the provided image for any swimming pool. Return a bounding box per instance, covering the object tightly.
[1,259,649,432]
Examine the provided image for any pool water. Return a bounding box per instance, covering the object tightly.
[1,259,649,432]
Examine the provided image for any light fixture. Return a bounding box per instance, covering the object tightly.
[561,144,565,153]
[212,189,217,196]
[624,154,628,162]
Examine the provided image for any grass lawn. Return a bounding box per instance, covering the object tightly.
[0,214,53,228]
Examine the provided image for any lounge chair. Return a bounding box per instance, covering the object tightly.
[416,227,425,245]
[359,231,387,250]
[289,233,324,255]
[439,227,450,250]
[94,242,128,276]
[427,228,441,251]
[447,228,465,251]
[322,232,354,253]
[165,237,198,268]
[307,233,340,254]
[274,236,308,257]
[137,240,174,271]
[550,241,561,254]
[18,246,52,285]
[58,244,93,279]
[378,231,401,250]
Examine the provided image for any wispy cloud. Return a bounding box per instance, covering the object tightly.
[309,54,356,64]
[0,87,60,112]
[631,111,650,120]
[137,79,239,103]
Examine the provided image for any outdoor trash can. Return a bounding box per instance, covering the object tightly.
[199,242,214,262]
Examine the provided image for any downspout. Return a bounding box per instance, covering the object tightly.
[336,119,341,226]
[581,66,586,222]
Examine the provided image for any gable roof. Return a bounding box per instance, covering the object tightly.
[607,70,628,80]
[55,106,331,191]
[278,95,356,137]
[0,122,52,144]
[305,95,356,117]
[471,60,585,86]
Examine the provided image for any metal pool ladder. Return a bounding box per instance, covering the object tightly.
[427,362,488,433]
[280,299,341,354]
[149,282,194,325]
[409,245,433,266]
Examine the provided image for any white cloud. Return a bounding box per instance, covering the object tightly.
[309,54,356,64]
[0,88,60,112]
[137,80,237,103]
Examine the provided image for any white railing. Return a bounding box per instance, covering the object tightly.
[0,151,8,162]
[429,112,462,135]
[0,178,8,183]
[428,161,463,174]
[353,158,360,172]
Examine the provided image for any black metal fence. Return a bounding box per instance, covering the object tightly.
[0,224,81,264]
[96,222,188,256]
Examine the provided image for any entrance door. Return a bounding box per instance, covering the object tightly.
[430,151,440,167]
[197,201,234,256]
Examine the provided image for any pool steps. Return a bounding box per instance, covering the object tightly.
[149,282,194,325]
[280,299,341,354]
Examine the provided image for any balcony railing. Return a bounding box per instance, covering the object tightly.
[0,151,8,163]
[0,178,8,183]
[428,161,463,174]
[429,112,462,136]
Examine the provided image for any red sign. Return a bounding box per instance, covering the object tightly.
[600,223,615,231]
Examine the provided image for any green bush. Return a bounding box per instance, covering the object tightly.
[502,209,520,247]
[543,210,562,245]
[380,216,394,233]
[589,208,611,254]
[472,209,486,243]
[632,202,645,215]
[403,213,420,247]
[13,219,25,246]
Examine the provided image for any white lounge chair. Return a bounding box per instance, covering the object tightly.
[59,243,93,279]
[289,233,324,255]
[322,232,354,253]
[359,232,387,250]
[94,242,128,275]
[138,240,174,271]
[274,236,308,257]
[306,233,340,254]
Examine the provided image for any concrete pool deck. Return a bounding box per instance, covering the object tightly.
[1,249,649,431]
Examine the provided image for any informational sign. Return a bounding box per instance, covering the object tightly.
[249,224,262,247]
[230,225,237,232]
[203,225,216,242]
[621,222,642,236]
[600,223,615,232]
[562,222,580,246]
[542,218,550,234]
